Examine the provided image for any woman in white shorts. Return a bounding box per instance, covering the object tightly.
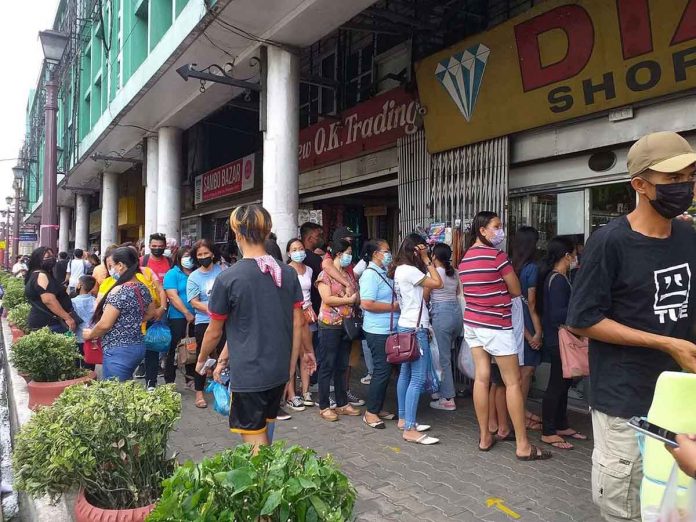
[459,211,551,462]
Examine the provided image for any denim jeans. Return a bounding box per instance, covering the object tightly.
[364,332,391,414]
[430,301,463,400]
[317,326,350,409]
[396,327,431,429]
[361,339,374,375]
[103,343,146,381]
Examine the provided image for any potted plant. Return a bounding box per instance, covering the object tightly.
[7,302,30,341]
[9,327,94,409]
[148,442,356,521]
[2,278,26,311]
[13,380,181,521]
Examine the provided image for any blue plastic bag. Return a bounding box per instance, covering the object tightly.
[205,380,230,416]
[145,321,171,352]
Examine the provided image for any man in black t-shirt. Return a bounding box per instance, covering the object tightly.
[299,222,324,314]
[54,252,69,287]
[567,131,696,522]
[197,205,316,450]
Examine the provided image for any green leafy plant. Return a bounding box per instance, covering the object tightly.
[2,278,26,310]
[7,302,30,332]
[148,442,356,521]
[9,327,86,382]
[13,380,181,509]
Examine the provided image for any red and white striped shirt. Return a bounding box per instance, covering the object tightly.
[458,245,514,330]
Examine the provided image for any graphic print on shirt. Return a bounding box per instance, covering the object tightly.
[653,263,691,324]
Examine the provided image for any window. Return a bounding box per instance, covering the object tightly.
[299,51,336,128]
[346,46,373,107]
[299,84,319,128]
[320,53,336,116]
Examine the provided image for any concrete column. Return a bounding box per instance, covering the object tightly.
[144,136,159,253]
[101,172,119,253]
[58,206,71,254]
[74,194,90,251]
[263,46,300,254]
[157,127,182,244]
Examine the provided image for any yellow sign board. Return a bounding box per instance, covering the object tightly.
[0,241,5,250]
[415,0,696,153]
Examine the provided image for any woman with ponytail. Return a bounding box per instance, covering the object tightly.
[428,243,463,411]
[83,247,156,381]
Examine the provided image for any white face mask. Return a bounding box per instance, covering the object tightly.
[569,256,578,271]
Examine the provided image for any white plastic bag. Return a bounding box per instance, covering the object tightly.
[428,327,443,382]
[458,337,475,380]
[643,463,696,522]
[511,296,525,366]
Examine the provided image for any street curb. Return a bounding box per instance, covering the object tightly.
[1,318,72,521]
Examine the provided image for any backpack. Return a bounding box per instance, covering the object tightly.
[142,254,173,269]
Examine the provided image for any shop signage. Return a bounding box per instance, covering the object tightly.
[194,154,255,204]
[415,0,696,153]
[298,87,419,172]
[19,233,37,242]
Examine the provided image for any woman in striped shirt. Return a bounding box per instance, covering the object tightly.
[459,211,551,461]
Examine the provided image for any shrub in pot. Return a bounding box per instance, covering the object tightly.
[2,278,26,311]
[8,302,30,335]
[148,442,356,521]
[9,327,92,408]
[13,380,181,521]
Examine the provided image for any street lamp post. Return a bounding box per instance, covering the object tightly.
[38,30,68,252]
[11,165,25,262]
[5,198,12,270]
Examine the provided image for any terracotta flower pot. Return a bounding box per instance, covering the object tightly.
[27,371,95,410]
[11,326,24,343]
[75,488,155,522]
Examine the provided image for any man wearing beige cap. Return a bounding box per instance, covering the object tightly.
[567,131,696,521]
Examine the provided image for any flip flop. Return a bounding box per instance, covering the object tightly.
[517,444,553,461]
[526,411,542,423]
[525,418,542,430]
[495,432,516,442]
[195,399,208,409]
[405,434,439,445]
[542,436,574,450]
[557,430,588,440]
[479,437,498,452]
[363,415,385,429]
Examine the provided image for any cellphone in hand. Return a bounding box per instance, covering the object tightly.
[197,358,217,376]
[627,417,678,448]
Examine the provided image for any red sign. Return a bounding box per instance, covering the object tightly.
[298,87,420,172]
[194,154,255,204]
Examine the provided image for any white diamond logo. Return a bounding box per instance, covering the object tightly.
[435,44,490,122]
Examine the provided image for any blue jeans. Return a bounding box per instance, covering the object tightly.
[103,344,146,381]
[364,332,391,414]
[430,301,463,399]
[396,327,431,429]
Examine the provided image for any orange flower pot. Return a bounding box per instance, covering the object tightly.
[27,371,95,410]
[75,488,155,522]
[11,326,24,343]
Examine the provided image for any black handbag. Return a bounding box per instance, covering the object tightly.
[343,307,363,340]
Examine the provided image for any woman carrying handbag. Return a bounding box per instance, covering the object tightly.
[390,235,443,445]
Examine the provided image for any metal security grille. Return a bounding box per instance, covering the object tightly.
[397,130,431,238]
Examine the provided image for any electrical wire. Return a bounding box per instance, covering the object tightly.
[202,33,237,61]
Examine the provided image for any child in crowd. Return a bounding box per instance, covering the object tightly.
[71,275,97,371]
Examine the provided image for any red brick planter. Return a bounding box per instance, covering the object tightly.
[27,371,95,410]
[75,489,155,522]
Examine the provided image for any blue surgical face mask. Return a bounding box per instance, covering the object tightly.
[181,257,194,270]
[381,252,393,267]
[290,250,306,263]
[340,253,352,267]
[109,268,120,281]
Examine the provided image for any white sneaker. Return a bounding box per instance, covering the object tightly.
[302,392,314,407]
[430,398,456,411]
[360,374,372,385]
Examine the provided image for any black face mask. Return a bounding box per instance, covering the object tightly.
[198,257,213,268]
[151,248,164,257]
[648,181,694,219]
[41,257,56,271]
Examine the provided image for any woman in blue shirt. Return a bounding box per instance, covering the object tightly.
[186,239,226,408]
[163,246,196,386]
[359,239,400,429]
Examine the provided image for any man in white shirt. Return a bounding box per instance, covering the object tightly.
[67,248,87,294]
[11,256,27,278]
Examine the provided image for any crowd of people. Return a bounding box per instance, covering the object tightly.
[13,130,696,521]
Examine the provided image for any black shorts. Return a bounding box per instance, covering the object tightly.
[491,363,503,386]
[229,384,286,435]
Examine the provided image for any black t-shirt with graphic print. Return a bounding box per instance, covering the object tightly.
[567,216,696,419]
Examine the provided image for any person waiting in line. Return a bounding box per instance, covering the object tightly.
[390,235,443,445]
[53,251,70,289]
[93,244,117,285]
[141,233,173,282]
[24,247,76,334]
[315,239,362,421]
[71,275,97,371]
[359,239,399,429]
[11,255,27,278]
[85,253,100,276]
[537,236,588,449]
[162,246,196,387]
[84,247,156,381]
[200,204,315,451]
[510,226,543,431]
[460,211,551,461]
[67,248,88,295]
[427,243,464,412]
[285,238,316,410]
[186,239,226,408]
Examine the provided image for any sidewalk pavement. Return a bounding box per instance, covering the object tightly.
[169,376,599,522]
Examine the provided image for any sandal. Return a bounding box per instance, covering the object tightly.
[525,418,542,430]
[495,431,516,442]
[517,444,553,461]
[405,434,440,445]
[378,411,396,420]
[557,429,588,440]
[398,423,431,432]
[526,411,542,423]
[195,398,208,409]
[336,404,361,416]
[320,408,338,422]
[363,415,385,429]
[479,437,498,452]
[541,436,573,450]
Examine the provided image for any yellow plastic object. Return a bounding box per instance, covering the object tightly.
[641,371,696,515]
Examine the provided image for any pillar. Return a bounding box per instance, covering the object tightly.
[58,206,71,254]
[144,136,159,253]
[157,127,182,244]
[263,46,300,254]
[75,194,90,251]
[101,172,119,253]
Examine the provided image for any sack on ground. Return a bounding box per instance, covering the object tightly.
[145,321,172,353]
[205,380,230,417]
[457,337,475,380]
